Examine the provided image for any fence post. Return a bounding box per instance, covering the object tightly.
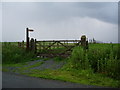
[39,42,41,52]
[86,38,89,49]
[35,39,37,53]
[18,42,22,47]
[81,35,88,49]
[30,38,35,52]
[81,35,86,46]
[18,42,19,47]
[22,40,24,48]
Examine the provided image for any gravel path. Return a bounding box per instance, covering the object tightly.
[3,59,66,74]
[30,59,66,70]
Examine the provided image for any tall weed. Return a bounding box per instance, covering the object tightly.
[2,42,36,64]
[69,44,120,79]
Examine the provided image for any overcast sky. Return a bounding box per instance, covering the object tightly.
[1,2,118,43]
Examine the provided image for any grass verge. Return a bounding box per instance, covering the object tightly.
[2,62,120,88]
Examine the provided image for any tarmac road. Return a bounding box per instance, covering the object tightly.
[2,72,110,88]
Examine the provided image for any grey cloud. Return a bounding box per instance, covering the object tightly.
[35,2,118,24]
[2,2,118,43]
[38,2,118,24]
[3,2,117,24]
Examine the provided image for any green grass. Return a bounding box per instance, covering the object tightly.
[2,63,120,88]
[68,44,120,79]
[3,66,119,88]
[2,42,120,88]
[8,68,119,88]
[53,56,67,62]
[2,42,40,64]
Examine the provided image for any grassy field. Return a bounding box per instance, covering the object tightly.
[68,44,120,79]
[2,42,120,88]
[2,42,40,64]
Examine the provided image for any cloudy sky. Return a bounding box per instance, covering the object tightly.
[1,2,118,43]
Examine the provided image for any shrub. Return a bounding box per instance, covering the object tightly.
[2,42,36,64]
[69,44,120,79]
[70,46,91,70]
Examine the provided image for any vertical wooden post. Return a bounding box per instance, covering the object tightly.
[19,42,21,47]
[35,39,37,53]
[30,38,35,51]
[29,38,32,51]
[22,40,24,48]
[86,38,88,49]
[81,35,86,49]
[26,28,29,50]
[39,42,41,52]
[53,40,55,49]
[18,42,20,47]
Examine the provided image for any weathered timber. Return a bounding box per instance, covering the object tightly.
[26,28,29,50]
[30,35,88,58]
[44,41,57,50]
[35,39,37,53]
[29,38,35,52]
[36,40,80,43]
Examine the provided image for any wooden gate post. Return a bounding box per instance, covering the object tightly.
[81,35,87,49]
[26,28,29,50]
[30,38,35,52]
[26,28,34,51]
